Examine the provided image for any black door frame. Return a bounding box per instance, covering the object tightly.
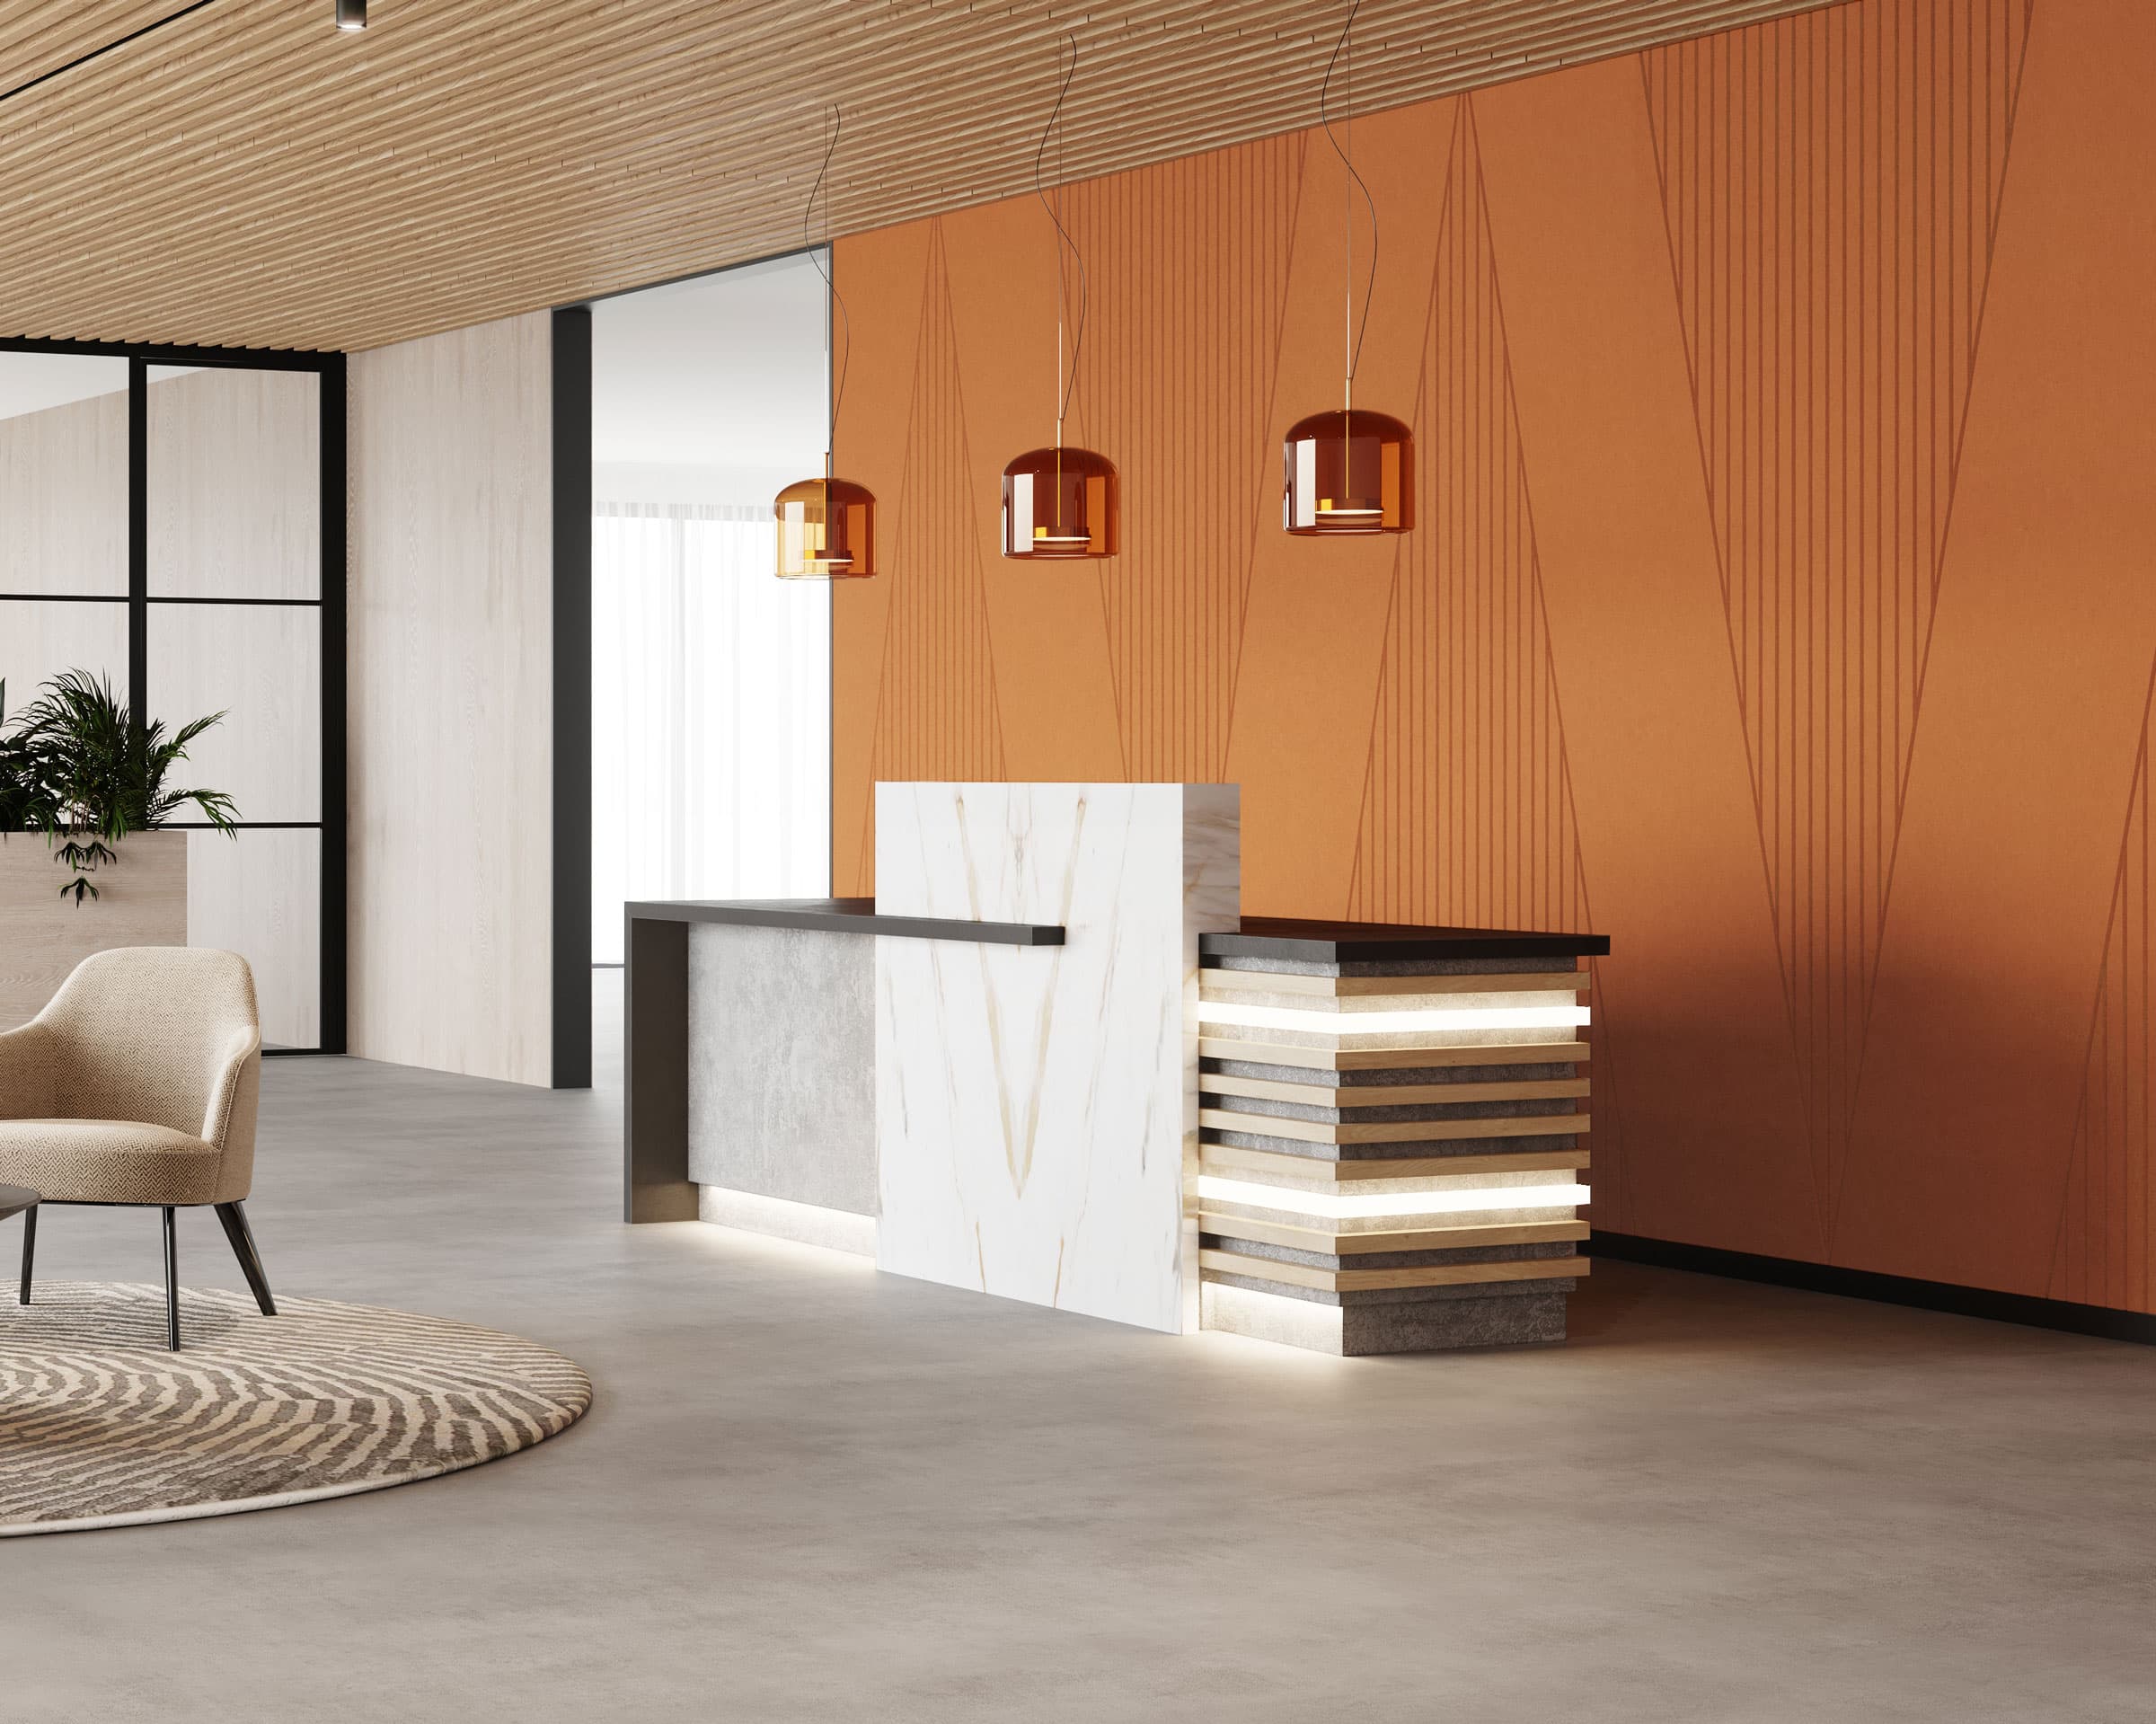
[0,334,347,1055]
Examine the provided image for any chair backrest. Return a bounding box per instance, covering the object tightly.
[37,947,261,1136]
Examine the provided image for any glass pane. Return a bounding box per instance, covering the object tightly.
[589,253,834,965]
[188,827,319,1051]
[147,365,320,599]
[0,598,128,723]
[0,353,129,596]
[148,604,321,825]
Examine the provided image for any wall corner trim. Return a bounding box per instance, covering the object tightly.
[551,305,594,1089]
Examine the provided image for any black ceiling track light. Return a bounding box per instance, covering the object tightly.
[336,0,368,31]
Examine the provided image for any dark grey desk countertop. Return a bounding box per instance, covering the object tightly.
[1206,917,1608,963]
[623,897,1066,947]
[625,900,1605,960]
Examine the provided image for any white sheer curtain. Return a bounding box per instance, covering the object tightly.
[591,501,830,962]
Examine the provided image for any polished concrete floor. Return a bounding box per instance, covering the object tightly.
[6,975,2156,1721]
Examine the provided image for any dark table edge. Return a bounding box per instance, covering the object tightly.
[1204,930,1610,961]
[626,898,1065,947]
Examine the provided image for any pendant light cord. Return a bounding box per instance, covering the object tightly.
[805,106,852,460]
[1034,34,1087,446]
[1321,0,1378,411]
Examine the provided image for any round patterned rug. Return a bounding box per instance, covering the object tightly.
[0,1281,591,1535]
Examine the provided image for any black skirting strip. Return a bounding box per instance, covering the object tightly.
[1586,1231,2156,1348]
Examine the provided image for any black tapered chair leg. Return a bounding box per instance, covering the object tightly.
[162,1206,181,1351]
[18,1202,34,1305]
[214,1201,277,1317]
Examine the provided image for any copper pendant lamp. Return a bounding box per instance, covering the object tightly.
[1284,0,1412,537]
[1002,37,1117,561]
[775,108,877,580]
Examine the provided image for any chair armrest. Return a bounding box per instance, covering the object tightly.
[0,1021,57,1119]
[200,1026,262,1151]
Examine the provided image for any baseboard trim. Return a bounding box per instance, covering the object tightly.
[1587,1231,2156,1347]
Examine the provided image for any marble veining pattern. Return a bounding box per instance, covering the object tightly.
[874,782,1239,1334]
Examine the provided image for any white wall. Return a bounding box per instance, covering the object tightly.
[590,255,833,961]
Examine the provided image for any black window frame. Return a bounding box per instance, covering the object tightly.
[0,334,346,1057]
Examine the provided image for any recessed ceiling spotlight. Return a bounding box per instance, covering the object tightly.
[335,0,367,31]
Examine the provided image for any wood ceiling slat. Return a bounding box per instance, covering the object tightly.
[4,0,1733,347]
[0,0,1849,351]
[66,0,1815,349]
[0,2,177,94]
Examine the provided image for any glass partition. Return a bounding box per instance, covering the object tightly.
[0,353,128,598]
[0,344,338,1053]
[0,351,130,727]
[146,364,327,1049]
[589,253,833,964]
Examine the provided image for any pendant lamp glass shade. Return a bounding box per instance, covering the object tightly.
[773,111,877,581]
[1286,4,1412,541]
[1001,444,1117,559]
[1003,37,1116,562]
[774,473,876,579]
[1282,407,1412,535]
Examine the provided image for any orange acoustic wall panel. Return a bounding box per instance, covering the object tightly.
[832,0,2156,1314]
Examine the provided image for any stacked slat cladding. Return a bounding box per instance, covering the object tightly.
[1193,933,1595,1356]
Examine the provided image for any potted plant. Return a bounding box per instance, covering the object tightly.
[1,668,239,902]
[0,678,42,835]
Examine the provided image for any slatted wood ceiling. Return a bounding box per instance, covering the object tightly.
[0,0,1845,353]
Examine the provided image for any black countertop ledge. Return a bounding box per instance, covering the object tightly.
[624,897,1066,946]
[625,900,1605,960]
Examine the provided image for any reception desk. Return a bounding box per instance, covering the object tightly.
[624,782,1607,1355]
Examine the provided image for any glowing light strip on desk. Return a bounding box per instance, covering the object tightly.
[1193,1000,1592,1034]
[1197,1174,1590,1221]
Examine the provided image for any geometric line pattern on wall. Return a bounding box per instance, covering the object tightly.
[1346,99,1613,1221]
[1641,0,2035,1238]
[2051,656,2156,1313]
[1070,133,1304,782]
[1348,100,1590,940]
[862,217,1008,872]
[835,0,2156,1313]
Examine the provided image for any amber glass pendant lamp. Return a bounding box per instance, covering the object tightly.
[1284,0,1412,537]
[775,108,877,580]
[1002,36,1117,560]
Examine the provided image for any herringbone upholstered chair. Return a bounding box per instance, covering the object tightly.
[0,947,276,1349]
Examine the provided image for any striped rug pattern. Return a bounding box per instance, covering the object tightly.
[0,1282,591,1535]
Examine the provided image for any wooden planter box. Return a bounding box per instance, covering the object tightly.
[0,830,188,1030]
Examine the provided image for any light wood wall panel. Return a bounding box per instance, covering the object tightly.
[0,388,128,595]
[147,367,320,598]
[147,602,320,826]
[835,0,2156,1313]
[348,311,554,1086]
[186,828,320,1051]
[0,830,186,1031]
[0,600,128,720]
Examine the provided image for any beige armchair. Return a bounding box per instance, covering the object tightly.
[0,946,276,1350]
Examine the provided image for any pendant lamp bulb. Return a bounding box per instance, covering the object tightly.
[774,105,878,579]
[334,0,367,31]
[1000,33,1118,561]
[1281,0,1413,537]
